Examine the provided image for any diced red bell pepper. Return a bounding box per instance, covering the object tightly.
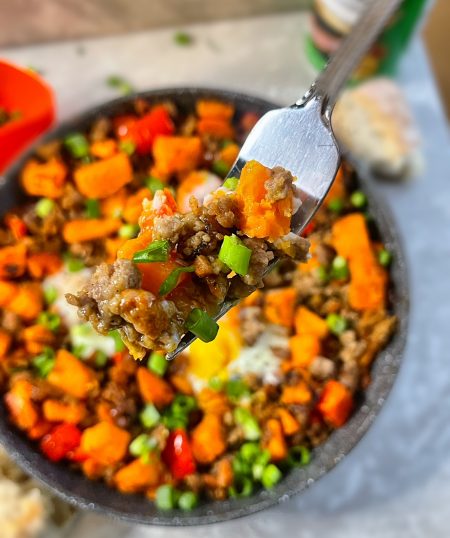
[5,214,27,240]
[128,106,174,155]
[161,429,197,479]
[40,423,82,462]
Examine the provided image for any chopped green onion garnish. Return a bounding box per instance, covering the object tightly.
[212,159,229,177]
[32,347,55,378]
[159,266,195,296]
[43,286,58,305]
[350,190,367,208]
[326,313,348,335]
[185,308,219,343]
[208,376,224,391]
[378,248,392,267]
[171,394,197,417]
[119,224,139,239]
[37,312,61,332]
[233,408,261,440]
[315,266,329,284]
[174,31,193,46]
[223,177,239,190]
[252,450,271,480]
[162,414,187,430]
[147,352,168,376]
[140,403,161,428]
[132,240,170,263]
[219,234,252,276]
[129,433,156,457]
[225,378,250,401]
[330,256,349,280]
[106,75,134,95]
[145,177,165,194]
[240,442,261,462]
[64,254,85,273]
[261,464,282,489]
[64,133,90,159]
[178,491,198,511]
[72,344,87,359]
[155,484,177,510]
[287,445,311,467]
[229,476,254,498]
[232,455,252,477]
[85,199,100,218]
[328,197,344,214]
[35,198,54,218]
[108,329,125,352]
[119,140,136,155]
[94,350,109,368]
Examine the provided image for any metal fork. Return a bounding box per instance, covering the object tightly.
[167,0,403,359]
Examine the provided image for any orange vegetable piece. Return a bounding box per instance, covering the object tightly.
[80,421,131,466]
[176,171,208,213]
[63,218,122,244]
[123,188,152,224]
[281,380,312,405]
[114,457,162,493]
[264,287,297,328]
[0,328,12,358]
[28,419,53,440]
[324,166,345,206]
[43,400,87,424]
[0,243,27,279]
[105,237,127,263]
[117,230,153,260]
[96,402,114,423]
[317,380,353,427]
[90,139,118,159]
[137,367,174,407]
[27,252,62,279]
[294,306,329,338]
[81,458,104,479]
[262,418,288,461]
[4,379,38,430]
[197,118,234,139]
[191,413,226,464]
[151,136,202,178]
[100,188,127,218]
[169,374,194,395]
[348,255,387,311]
[21,158,67,198]
[5,214,27,240]
[48,349,98,399]
[0,280,18,307]
[74,152,133,199]
[219,143,240,166]
[276,408,301,436]
[241,290,263,307]
[331,213,372,259]
[236,160,293,240]
[21,324,55,354]
[138,189,178,232]
[197,388,229,415]
[196,100,234,120]
[7,282,42,320]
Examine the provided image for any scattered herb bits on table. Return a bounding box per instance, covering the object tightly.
[0,97,396,508]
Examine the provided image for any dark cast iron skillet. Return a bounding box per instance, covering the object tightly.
[0,88,409,526]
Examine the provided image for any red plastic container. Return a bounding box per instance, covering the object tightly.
[0,60,55,172]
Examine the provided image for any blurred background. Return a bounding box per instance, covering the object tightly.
[0,1,449,538]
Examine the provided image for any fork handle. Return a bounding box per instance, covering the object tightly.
[299,0,404,116]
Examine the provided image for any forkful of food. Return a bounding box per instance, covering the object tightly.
[67,0,402,360]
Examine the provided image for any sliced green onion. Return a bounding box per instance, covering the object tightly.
[37,312,61,332]
[185,308,219,343]
[155,484,176,510]
[119,224,140,239]
[32,347,55,378]
[85,199,100,218]
[208,376,224,391]
[43,286,58,305]
[177,491,198,511]
[212,159,229,177]
[159,266,195,296]
[223,177,239,190]
[229,476,254,498]
[145,177,165,194]
[64,133,89,159]
[35,198,54,218]
[378,248,392,267]
[132,240,170,263]
[330,256,349,280]
[94,350,108,368]
[326,313,348,335]
[129,433,156,457]
[252,450,271,481]
[171,394,197,417]
[119,140,136,155]
[72,344,87,359]
[225,378,250,401]
[219,234,252,276]
[287,446,311,468]
[106,75,134,95]
[140,403,161,428]
[315,265,329,284]
[162,414,187,430]
[174,31,193,46]
[147,352,168,376]
[240,442,261,462]
[261,464,282,489]
[350,190,367,208]
[108,330,125,352]
[233,408,261,441]
[64,254,85,273]
[328,197,344,214]
[232,455,252,477]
